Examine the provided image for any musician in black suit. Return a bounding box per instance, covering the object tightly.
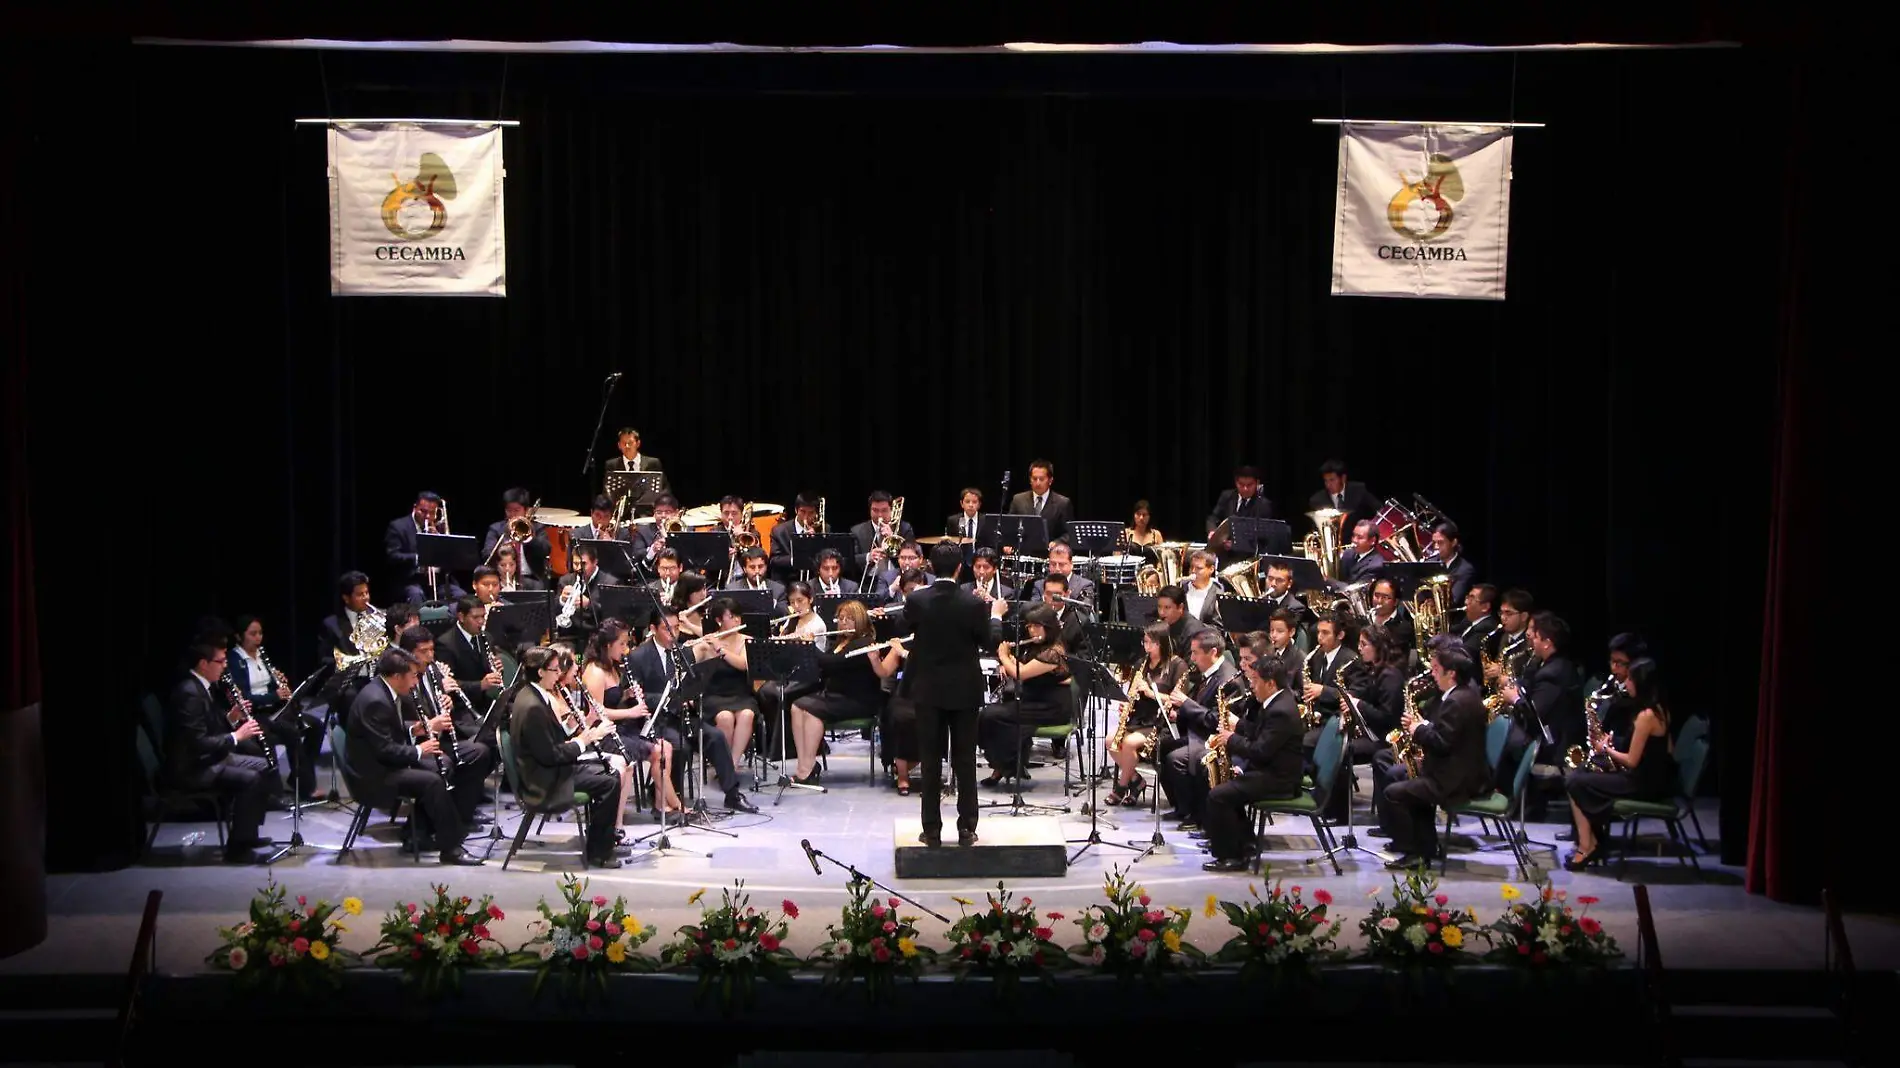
[319,571,375,661]
[807,548,859,597]
[227,615,325,802]
[850,490,916,578]
[1359,628,1419,837]
[396,624,497,786]
[897,573,993,846]
[384,491,467,604]
[1155,585,1212,649]
[1429,522,1478,606]
[1336,520,1388,584]
[480,488,552,580]
[768,494,825,581]
[1382,636,1492,867]
[436,596,508,711]
[1498,611,1584,784]
[1597,632,1648,739]
[1022,541,1095,605]
[724,547,787,613]
[1307,459,1381,536]
[1456,584,1501,661]
[554,542,619,643]
[1366,578,1416,657]
[1204,465,1274,560]
[1301,613,1378,818]
[960,547,1013,602]
[164,643,276,862]
[505,646,625,865]
[604,427,671,515]
[628,494,682,563]
[344,650,485,865]
[1201,650,1306,872]
[945,487,984,543]
[1006,459,1073,542]
[1029,573,1089,652]
[1156,630,1235,827]
[578,495,632,546]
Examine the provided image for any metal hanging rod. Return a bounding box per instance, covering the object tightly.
[295,118,520,126]
[1312,118,1546,128]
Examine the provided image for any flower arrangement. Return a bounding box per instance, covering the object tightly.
[1357,869,1485,964]
[367,884,510,997]
[1069,865,1205,982]
[809,876,937,1003]
[943,882,1068,999]
[206,880,360,993]
[519,875,656,1001]
[1212,876,1343,977]
[1484,881,1622,967]
[658,880,802,1013]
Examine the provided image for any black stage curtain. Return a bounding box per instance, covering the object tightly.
[74,44,1789,869]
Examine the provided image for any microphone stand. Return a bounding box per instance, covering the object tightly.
[806,843,949,924]
[579,373,623,478]
[266,666,348,864]
[1305,696,1391,869]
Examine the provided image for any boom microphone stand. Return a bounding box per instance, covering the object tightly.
[579,372,623,478]
[802,839,949,924]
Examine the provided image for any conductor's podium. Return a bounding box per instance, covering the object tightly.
[891,816,1066,879]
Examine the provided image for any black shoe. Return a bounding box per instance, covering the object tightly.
[1160,809,1187,821]
[1365,826,1392,840]
[1202,858,1248,873]
[919,831,942,847]
[440,847,484,866]
[725,792,759,813]
[1384,853,1428,870]
[958,830,978,846]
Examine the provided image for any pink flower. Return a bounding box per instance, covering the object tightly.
[487,904,504,920]
[604,923,621,938]
[871,904,887,918]
[297,895,307,907]
[1047,911,1065,920]
[1424,922,1438,935]
[873,946,891,963]
[288,920,300,932]
[1428,942,1444,955]
[461,939,480,955]
[1291,885,1301,895]
[291,937,310,955]
[589,935,604,950]
[1555,889,1568,902]
[883,921,897,932]
[474,924,491,940]
[1137,894,1151,906]
[888,897,900,908]
[782,899,800,919]
[407,902,418,914]
[1130,942,1148,958]
[1137,928,1156,942]
[1033,927,1053,941]
[1313,889,1333,905]
[572,945,589,960]
[585,920,601,932]
[1577,895,1600,906]
[760,933,780,951]
[1579,917,1602,936]
[593,895,609,907]
[1434,893,1449,906]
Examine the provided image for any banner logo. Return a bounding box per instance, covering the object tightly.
[1386,154,1464,242]
[329,123,506,296]
[1331,124,1512,300]
[380,152,457,240]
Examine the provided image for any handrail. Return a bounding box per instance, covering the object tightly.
[111,890,163,1068]
[1632,884,1678,1067]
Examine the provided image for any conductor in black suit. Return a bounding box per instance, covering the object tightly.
[1383,636,1493,867]
[1201,650,1307,872]
[1308,459,1381,536]
[164,643,276,862]
[509,647,625,866]
[603,427,671,515]
[898,574,994,846]
[1006,459,1074,542]
[345,649,486,865]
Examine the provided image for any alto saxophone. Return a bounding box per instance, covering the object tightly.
[1202,688,1237,788]
[1387,670,1430,778]
[1109,662,1149,753]
[1564,681,1621,772]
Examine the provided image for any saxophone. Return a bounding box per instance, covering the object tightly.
[1387,670,1430,778]
[1109,662,1149,752]
[1202,687,1237,787]
[1296,655,1321,728]
[1482,632,1528,722]
[1564,681,1621,772]
[1334,662,1358,738]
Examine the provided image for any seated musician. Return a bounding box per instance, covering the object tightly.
[1006,459,1073,541]
[1336,519,1387,583]
[584,619,681,819]
[1036,540,1096,605]
[647,548,682,604]
[1428,521,1478,606]
[1308,458,1380,535]
[1259,563,1312,646]
[630,493,684,562]
[685,597,761,811]
[1597,632,1648,739]
[1359,627,1418,838]
[714,495,749,579]
[1300,612,1375,819]
[757,581,826,763]
[978,604,1074,785]
[165,641,277,862]
[945,487,983,543]
[1155,630,1238,829]
[850,491,914,580]
[769,493,824,582]
[1106,622,1188,806]
[670,573,711,638]
[810,548,858,596]
[480,488,551,581]
[319,571,376,662]
[604,426,670,515]
[1264,609,1300,661]
[1562,657,1677,871]
[469,566,502,605]
[384,490,465,604]
[492,544,545,593]
[1124,499,1164,549]
[1382,635,1491,868]
[506,647,624,866]
[383,602,421,648]
[1496,610,1583,803]
[1201,648,1305,873]
[229,615,325,802]
[961,546,1013,603]
[1366,577,1415,654]
[554,542,618,643]
[619,606,719,806]
[434,595,508,742]
[1205,465,1273,561]
[1154,584,1211,649]
[726,547,787,612]
[583,494,630,545]
[396,623,498,787]
[1182,550,1222,626]
[785,601,904,787]
[1037,572,1088,652]
[345,649,486,865]
[1457,583,1501,660]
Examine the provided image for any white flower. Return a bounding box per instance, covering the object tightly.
[835,938,853,957]
[536,943,555,961]
[1376,917,1400,932]
[1290,935,1314,954]
[1403,925,1428,948]
[1087,923,1109,942]
[226,946,249,969]
[234,922,254,937]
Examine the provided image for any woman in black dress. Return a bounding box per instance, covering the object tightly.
[1563,657,1677,870]
[979,604,1075,784]
[690,596,758,768]
[758,581,826,762]
[1358,625,1417,836]
[1105,622,1187,806]
[582,620,680,819]
[786,600,903,785]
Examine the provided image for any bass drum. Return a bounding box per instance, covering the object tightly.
[1374,499,1416,562]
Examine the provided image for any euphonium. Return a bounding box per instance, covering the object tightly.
[1220,558,1261,600]
[1379,524,1422,564]
[1134,565,1163,595]
[1203,687,1237,787]
[1339,580,1374,620]
[1303,507,1346,581]
[1410,575,1451,661]
[1152,543,1185,588]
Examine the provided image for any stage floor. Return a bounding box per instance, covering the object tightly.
[9,736,1897,977]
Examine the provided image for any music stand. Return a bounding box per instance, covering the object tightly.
[1116,592,1160,628]
[626,655,729,857]
[721,589,775,618]
[792,533,857,578]
[1066,520,1120,583]
[1383,562,1452,600]
[1214,595,1274,636]
[488,597,551,653]
[1083,622,1144,669]
[814,592,888,629]
[1061,656,1142,865]
[667,531,730,577]
[416,533,479,601]
[606,471,662,515]
[750,640,824,803]
[593,584,646,629]
[1305,697,1392,868]
[1258,554,1327,593]
[978,513,1046,555]
[266,665,351,861]
[1227,517,1289,557]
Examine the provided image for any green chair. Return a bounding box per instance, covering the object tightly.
[1612,724,1711,876]
[330,724,423,861]
[1441,740,1540,877]
[496,729,592,871]
[1249,716,1343,876]
[1672,716,1713,851]
[137,725,228,858]
[139,694,165,752]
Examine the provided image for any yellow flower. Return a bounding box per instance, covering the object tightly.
[1162,929,1182,953]
[1134,885,1147,899]
[1413,905,1430,915]
[687,888,706,905]
[331,923,348,934]
[897,937,918,958]
[606,941,627,963]
[952,896,974,907]
[1204,894,1218,918]
[341,897,363,916]
[625,916,644,938]
[1247,882,1259,898]
[1500,885,1522,902]
[1441,926,1464,948]
[308,940,331,960]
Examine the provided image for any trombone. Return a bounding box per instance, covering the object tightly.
[481,498,543,568]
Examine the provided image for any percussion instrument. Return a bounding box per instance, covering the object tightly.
[1374,499,1419,562]
[532,507,580,519]
[536,513,594,576]
[1090,554,1144,586]
[915,535,971,545]
[749,502,784,552]
[680,504,723,530]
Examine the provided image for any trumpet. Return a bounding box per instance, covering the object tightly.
[817,496,828,535]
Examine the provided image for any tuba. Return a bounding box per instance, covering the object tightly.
[1151,543,1186,588]
[1219,558,1261,600]
[1338,580,1374,621]
[1302,508,1347,581]
[334,604,391,670]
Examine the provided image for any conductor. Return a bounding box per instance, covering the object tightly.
[899,573,994,847]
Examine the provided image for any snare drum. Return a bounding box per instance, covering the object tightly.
[1092,553,1144,586]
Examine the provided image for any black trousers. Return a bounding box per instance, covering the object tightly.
[1203,771,1298,860]
[571,769,624,859]
[251,703,324,798]
[916,703,978,836]
[447,739,495,791]
[883,696,920,764]
[1158,734,1210,820]
[1369,748,1411,829]
[1384,777,1451,858]
[386,757,486,852]
[670,719,741,799]
[977,700,1068,771]
[176,754,274,848]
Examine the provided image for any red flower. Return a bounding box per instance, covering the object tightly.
[1033,927,1053,941]
[782,899,800,919]
[297,895,307,907]
[1258,923,1271,935]
[1137,894,1151,906]
[1561,925,1574,937]
[436,924,451,936]
[410,949,422,960]
[572,945,589,960]
[1579,917,1602,936]
[1283,921,1295,933]
[1435,893,1449,906]
[1424,922,1438,935]
[488,904,504,920]
[474,924,491,941]
[1136,929,1156,942]
[454,915,466,926]
[723,939,738,951]
[871,904,887,918]
[1313,889,1333,905]
[1047,911,1065,920]
[412,933,424,944]
[593,895,609,907]
[588,936,604,950]
[1033,951,1045,965]
[1577,895,1600,906]
[291,937,310,955]
[1021,897,1033,907]
[585,920,601,932]
[760,933,780,952]
[998,942,1013,955]
[1266,933,1277,944]
[288,920,300,933]
[1428,942,1444,954]
[873,946,891,963]
[1518,943,1531,955]
[461,939,479,955]
[960,946,972,958]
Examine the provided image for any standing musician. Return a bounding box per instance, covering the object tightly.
[1155,585,1212,649]
[507,647,624,867]
[1308,459,1381,535]
[1200,649,1305,873]
[1007,459,1074,541]
[384,490,465,604]
[810,548,858,596]
[726,547,787,612]
[492,544,545,593]
[228,615,325,803]
[769,493,825,581]
[851,491,915,580]
[345,649,486,865]
[165,642,277,862]
[1182,550,1223,626]
[554,542,618,642]
[584,619,682,818]
[1105,623,1188,807]
[1428,521,1478,605]
[945,487,983,543]
[1205,465,1273,560]
[978,604,1074,787]
[1337,520,1388,583]
[481,488,551,580]
[395,624,497,785]
[756,581,825,762]
[583,495,631,546]
[1562,657,1677,871]
[630,494,685,563]
[1457,583,1501,660]
[1155,629,1236,829]
[1356,627,1418,839]
[436,596,509,738]
[685,597,762,812]
[1381,636,1491,868]
[1124,499,1164,549]
[603,427,670,515]
[785,601,904,786]
[960,547,1013,603]
[900,569,994,847]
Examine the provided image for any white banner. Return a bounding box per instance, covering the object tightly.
[1331,123,1512,300]
[328,123,506,296]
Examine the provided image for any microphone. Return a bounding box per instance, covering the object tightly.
[800,838,823,876]
[1056,594,1094,609]
[606,371,623,382]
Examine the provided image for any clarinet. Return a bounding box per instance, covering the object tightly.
[409,687,452,788]
[428,662,465,771]
[220,675,279,773]
[582,683,633,761]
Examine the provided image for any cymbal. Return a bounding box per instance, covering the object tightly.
[680,505,723,525]
[533,507,580,518]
